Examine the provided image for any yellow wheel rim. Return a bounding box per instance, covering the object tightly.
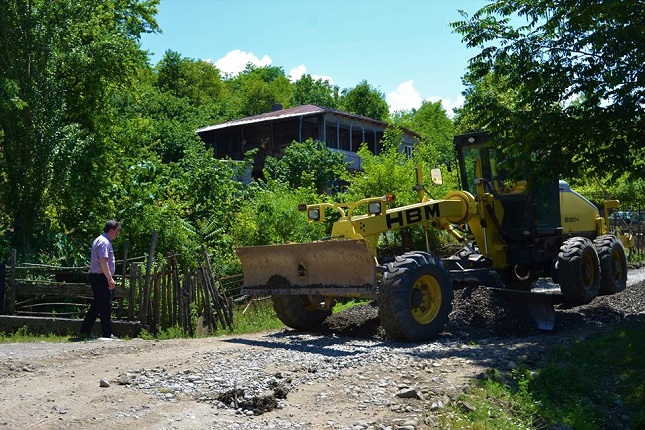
[411,274,442,324]
[582,253,596,287]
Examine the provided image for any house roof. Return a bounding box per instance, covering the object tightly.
[196,104,421,140]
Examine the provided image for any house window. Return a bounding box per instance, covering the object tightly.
[404,145,413,158]
[352,129,364,152]
[325,125,337,148]
[339,128,350,151]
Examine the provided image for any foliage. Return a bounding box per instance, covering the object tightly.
[0,326,68,344]
[155,50,225,105]
[291,74,341,109]
[138,326,192,340]
[230,181,328,247]
[0,0,461,273]
[341,126,453,255]
[451,0,645,181]
[392,100,455,160]
[343,126,439,205]
[263,138,348,194]
[227,299,285,335]
[341,80,390,121]
[225,64,293,117]
[0,0,159,259]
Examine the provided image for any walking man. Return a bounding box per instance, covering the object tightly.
[80,220,121,339]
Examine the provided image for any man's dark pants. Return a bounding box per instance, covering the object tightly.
[80,273,113,337]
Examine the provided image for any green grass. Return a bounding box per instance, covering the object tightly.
[437,316,645,429]
[0,326,69,343]
[208,297,366,337]
[332,298,369,313]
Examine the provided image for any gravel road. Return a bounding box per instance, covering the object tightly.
[0,267,643,430]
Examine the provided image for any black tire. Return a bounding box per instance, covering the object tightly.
[377,252,453,342]
[272,295,332,331]
[557,237,600,306]
[593,235,627,295]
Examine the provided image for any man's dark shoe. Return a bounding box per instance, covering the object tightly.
[78,333,97,341]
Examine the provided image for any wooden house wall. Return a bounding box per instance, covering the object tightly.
[200,111,412,178]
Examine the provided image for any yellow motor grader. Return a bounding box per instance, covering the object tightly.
[237,132,632,341]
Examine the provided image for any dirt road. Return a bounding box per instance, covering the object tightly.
[1,269,643,430]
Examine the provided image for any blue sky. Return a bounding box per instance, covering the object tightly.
[140,0,490,114]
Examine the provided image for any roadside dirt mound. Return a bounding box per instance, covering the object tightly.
[322,277,645,341]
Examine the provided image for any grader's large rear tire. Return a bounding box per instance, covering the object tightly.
[593,235,627,295]
[272,295,332,331]
[557,237,600,306]
[377,252,453,342]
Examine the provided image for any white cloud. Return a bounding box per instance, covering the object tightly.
[289,64,307,81]
[288,64,334,85]
[387,80,423,113]
[386,80,465,118]
[213,49,272,76]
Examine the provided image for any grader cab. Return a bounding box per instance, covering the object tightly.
[237,132,631,341]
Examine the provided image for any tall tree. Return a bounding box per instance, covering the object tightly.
[392,101,455,168]
[0,0,159,257]
[291,74,341,109]
[341,80,389,121]
[452,0,645,180]
[226,64,293,117]
[155,50,225,106]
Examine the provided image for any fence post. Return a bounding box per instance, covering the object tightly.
[9,249,16,314]
[128,263,137,320]
[119,239,129,319]
[0,264,5,315]
[140,230,158,327]
[153,271,161,334]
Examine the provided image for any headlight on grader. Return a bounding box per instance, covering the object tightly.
[308,208,321,221]
[368,201,382,216]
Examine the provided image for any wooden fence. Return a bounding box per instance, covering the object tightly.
[0,235,243,336]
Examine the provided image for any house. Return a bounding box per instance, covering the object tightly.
[196,104,421,178]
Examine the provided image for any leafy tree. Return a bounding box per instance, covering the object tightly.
[155,50,225,106]
[291,74,341,109]
[451,0,645,181]
[391,100,455,170]
[343,127,419,205]
[0,0,159,257]
[225,64,293,117]
[231,182,327,248]
[341,80,389,121]
[263,139,348,194]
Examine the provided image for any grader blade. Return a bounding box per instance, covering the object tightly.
[491,288,557,330]
[237,239,377,297]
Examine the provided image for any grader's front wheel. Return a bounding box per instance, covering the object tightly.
[272,294,332,331]
[377,252,453,342]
